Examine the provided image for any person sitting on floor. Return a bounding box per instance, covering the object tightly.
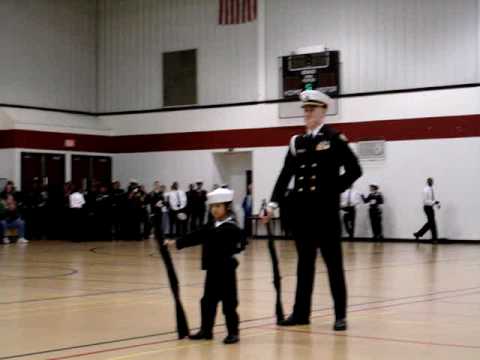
[1,195,28,244]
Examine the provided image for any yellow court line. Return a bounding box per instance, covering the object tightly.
[105,330,275,360]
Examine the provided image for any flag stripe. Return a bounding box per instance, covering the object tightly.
[219,0,224,24]
[242,0,246,23]
[236,0,240,24]
[219,0,256,25]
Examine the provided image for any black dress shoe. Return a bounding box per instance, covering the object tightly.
[279,315,310,326]
[189,331,213,340]
[223,334,240,344]
[333,319,347,331]
[413,232,420,240]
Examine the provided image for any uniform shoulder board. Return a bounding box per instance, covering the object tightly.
[339,133,349,142]
[289,135,300,156]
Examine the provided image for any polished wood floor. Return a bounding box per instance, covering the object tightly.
[1,239,480,360]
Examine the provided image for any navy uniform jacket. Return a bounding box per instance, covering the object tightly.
[363,192,384,212]
[271,125,362,213]
[176,220,246,270]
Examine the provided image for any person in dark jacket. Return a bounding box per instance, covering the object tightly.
[242,184,253,237]
[24,179,48,240]
[191,182,208,231]
[111,181,126,239]
[362,183,384,240]
[95,185,113,240]
[165,188,246,345]
[148,181,167,240]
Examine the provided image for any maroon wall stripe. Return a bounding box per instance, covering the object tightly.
[1,115,480,154]
[0,130,113,153]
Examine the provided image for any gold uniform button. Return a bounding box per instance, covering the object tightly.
[299,176,304,180]
[311,163,318,168]
[298,188,304,192]
[310,186,316,191]
[311,175,316,180]
[300,164,306,169]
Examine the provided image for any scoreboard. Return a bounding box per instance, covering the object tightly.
[282,50,340,99]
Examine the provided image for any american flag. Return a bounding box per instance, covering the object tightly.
[219,0,257,25]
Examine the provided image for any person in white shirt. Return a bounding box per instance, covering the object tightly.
[340,187,360,239]
[414,177,440,242]
[69,185,86,241]
[69,188,86,209]
[167,182,188,236]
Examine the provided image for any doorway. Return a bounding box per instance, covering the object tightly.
[213,151,252,229]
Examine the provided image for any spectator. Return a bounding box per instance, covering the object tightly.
[24,178,48,240]
[186,183,196,231]
[191,181,207,231]
[242,184,253,236]
[95,185,112,240]
[148,181,167,239]
[167,182,188,236]
[1,195,28,244]
[125,182,146,240]
[1,181,22,204]
[111,181,126,239]
[69,184,86,241]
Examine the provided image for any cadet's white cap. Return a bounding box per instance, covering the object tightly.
[300,90,333,108]
[207,188,234,205]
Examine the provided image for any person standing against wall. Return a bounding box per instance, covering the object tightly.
[148,181,167,240]
[362,184,384,240]
[167,182,188,237]
[414,177,440,243]
[242,184,253,237]
[111,181,126,240]
[191,182,208,231]
[340,186,360,239]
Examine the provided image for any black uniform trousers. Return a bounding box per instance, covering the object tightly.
[200,263,239,336]
[190,209,206,231]
[369,208,383,239]
[342,207,356,239]
[169,210,187,236]
[417,205,437,240]
[291,202,347,322]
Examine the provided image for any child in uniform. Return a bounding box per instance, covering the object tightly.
[165,188,246,344]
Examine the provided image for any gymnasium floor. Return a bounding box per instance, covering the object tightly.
[1,240,480,360]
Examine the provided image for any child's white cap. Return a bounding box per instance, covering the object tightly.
[207,188,234,205]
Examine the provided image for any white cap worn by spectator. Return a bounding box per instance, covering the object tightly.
[207,188,234,205]
[300,90,333,109]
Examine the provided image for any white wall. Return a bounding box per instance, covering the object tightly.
[1,107,109,135]
[0,0,97,112]
[97,0,258,112]
[0,149,16,181]
[96,0,479,111]
[213,151,252,226]
[100,87,480,135]
[265,0,478,98]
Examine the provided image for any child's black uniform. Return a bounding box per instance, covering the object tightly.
[176,217,246,338]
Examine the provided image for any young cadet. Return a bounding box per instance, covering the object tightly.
[165,188,246,344]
